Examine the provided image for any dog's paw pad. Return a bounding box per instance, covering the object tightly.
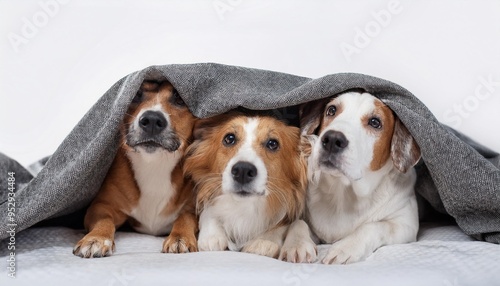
[73,236,114,258]
[242,239,280,258]
[162,234,198,253]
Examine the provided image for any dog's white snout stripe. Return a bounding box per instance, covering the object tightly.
[222,118,268,195]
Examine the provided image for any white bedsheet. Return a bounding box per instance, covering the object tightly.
[1,223,499,286]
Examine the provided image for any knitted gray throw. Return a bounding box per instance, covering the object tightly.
[1,63,499,243]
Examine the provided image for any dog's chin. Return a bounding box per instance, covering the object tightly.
[127,139,181,154]
[233,191,261,197]
[226,187,265,198]
[319,160,362,182]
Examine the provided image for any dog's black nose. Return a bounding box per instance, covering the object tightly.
[321,130,349,153]
[231,161,257,185]
[139,111,167,136]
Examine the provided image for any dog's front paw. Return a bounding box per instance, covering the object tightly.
[73,235,114,258]
[242,239,280,258]
[198,234,228,251]
[279,240,317,263]
[322,240,368,264]
[162,233,198,253]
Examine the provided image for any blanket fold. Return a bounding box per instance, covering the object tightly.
[1,63,499,243]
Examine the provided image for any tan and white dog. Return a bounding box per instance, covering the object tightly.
[73,81,198,258]
[280,91,420,264]
[183,112,307,258]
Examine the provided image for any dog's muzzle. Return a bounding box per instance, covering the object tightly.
[321,130,349,153]
[139,110,167,136]
[319,130,349,168]
[127,111,181,153]
[230,161,261,197]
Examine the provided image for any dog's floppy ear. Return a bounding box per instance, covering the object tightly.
[391,118,421,173]
[299,97,331,135]
[192,117,214,140]
[184,116,221,177]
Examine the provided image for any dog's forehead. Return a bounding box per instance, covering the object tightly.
[331,92,378,115]
[244,117,272,142]
[256,117,282,134]
[320,92,377,131]
[317,92,396,138]
[226,116,280,133]
[155,84,175,101]
[224,116,248,132]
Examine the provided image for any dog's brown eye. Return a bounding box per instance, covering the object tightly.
[223,133,236,146]
[326,105,336,116]
[172,90,185,107]
[368,117,382,129]
[266,139,279,151]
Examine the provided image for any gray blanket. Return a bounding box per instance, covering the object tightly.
[1,63,499,243]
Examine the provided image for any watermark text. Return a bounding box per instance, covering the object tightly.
[213,0,243,21]
[6,172,16,278]
[340,0,403,62]
[443,74,500,128]
[282,263,318,286]
[8,0,71,53]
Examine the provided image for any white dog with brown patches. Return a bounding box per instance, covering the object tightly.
[280,91,420,264]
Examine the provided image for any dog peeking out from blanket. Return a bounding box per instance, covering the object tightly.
[280,90,421,264]
[73,81,198,258]
[183,112,307,258]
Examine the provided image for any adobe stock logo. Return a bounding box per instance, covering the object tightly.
[8,0,71,53]
[282,263,318,286]
[340,0,403,62]
[443,74,500,128]
[213,0,243,21]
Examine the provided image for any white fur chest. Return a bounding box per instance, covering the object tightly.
[127,150,181,236]
[306,167,417,243]
[210,194,272,250]
[306,175,364,243]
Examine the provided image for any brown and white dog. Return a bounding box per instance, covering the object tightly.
[73,81,198,258]
[280,91,420,264]
[183,112,307,258]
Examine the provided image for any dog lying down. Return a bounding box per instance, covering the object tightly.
[184,112,307,258]
[281,90,421,264]
[73,84,419,263]
[73,81,198,258]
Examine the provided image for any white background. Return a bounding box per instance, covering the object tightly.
[1,0,499,167]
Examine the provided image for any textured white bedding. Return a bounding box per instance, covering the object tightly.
[2,223,499,286]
